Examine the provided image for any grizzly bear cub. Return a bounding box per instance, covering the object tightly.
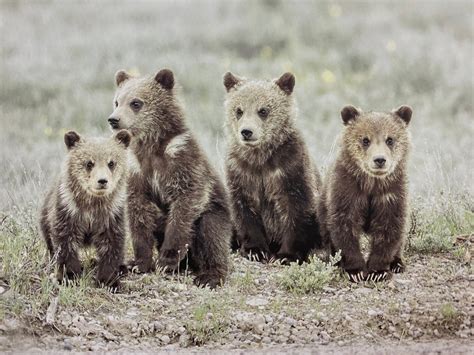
[40,130,131,288]
[318,105,412,282]
[108,68,231,288]
[223,72,322,263]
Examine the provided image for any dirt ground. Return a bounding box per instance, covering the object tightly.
[0,252,472,353]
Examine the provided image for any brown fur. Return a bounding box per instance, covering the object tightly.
[318,105,412,281]
[108,68,231,288]
[223,72,322,262]
[40,130,131,287]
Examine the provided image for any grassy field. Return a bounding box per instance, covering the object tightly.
[0,0,473,352]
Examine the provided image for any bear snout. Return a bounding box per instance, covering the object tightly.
[97,178,108,189]
[373,156,386,168]
[108,116,120,129]
[240,129,254,140]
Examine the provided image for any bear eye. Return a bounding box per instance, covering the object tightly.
[108,161,115,169]
[130,99,143,111]
[386,137,394,146]
[86,161,94,170]
[362,138,371,147]
[114,100,118,108]
[258,108,269,119]
[236,108,243,119]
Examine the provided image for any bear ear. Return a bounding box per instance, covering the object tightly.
[275,72,295,95]
[115,70,131,87]
[155,69,174,90]
[115,129,131,148]
[341,105,360,125]
[394,105,412,125]
[64,131,81,150]
[223,72,242,92]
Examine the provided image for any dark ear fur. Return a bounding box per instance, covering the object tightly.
[155,69,174,90]
[223,72,241,92]
[341,105,360,125]
[275,72,295,95]
[115,130,131,148]
[394,105,412,125]
[115,70,131,87]
[64,131,81,150]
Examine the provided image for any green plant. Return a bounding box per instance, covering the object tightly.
[185,294,230,346]
[278,252,341,294]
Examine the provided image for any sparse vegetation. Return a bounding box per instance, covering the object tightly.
[185,294,231,346]
[278,253,341,294]
[407,194,474,254]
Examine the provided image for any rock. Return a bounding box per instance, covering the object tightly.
[63,340,73,351]
[153,321,164,332]
[285,317,297,327]
[368,309,383,317]
[320,330,331,340]
[245,296,268,307]
[160,335,171,344]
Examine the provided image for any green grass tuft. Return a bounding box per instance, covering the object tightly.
[278,252,341,294]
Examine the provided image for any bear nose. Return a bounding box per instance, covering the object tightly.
[373,156,386,168]
[98,179,108,186]
[241,129,253,140]
[108,117,120,128]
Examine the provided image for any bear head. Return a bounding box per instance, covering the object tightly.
[108,69,181,138]
[223,72,296,149]
[340,105,412,178]
[64,130,131,197]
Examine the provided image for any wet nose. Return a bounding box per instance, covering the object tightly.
[241,129,253,140]
[108,117,120,127]
[98,179,108,186]
[373,156,386,168]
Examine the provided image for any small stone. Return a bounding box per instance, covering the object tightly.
[63,340,73,351]
[160,335,171,344]
[320,330,331,340]
[368,309,383,317]
[245,296,268,307]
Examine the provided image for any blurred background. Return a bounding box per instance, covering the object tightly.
[0,0,472,212]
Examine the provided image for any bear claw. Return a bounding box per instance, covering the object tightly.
[347,271,365,283]
[367,271,390,282]
[390,262,405,274]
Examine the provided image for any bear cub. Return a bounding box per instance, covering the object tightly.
[318,105,412,282]
[40,130,131,288]
[108,68,232,288]
[224,72,323,263]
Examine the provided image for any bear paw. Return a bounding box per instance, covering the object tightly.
[390,258,405,273]
[346,269,366,283]
[241,248,269,263]
[194,273,223,289]
[97,278,121,293]
[158,249,182,271]
[128,259,155,274]
[366,270,391,282]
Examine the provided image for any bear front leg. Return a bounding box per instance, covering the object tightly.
[328,208,366,282]
[128,181,166,273]
[366,203,406,281]
[366,230,404,280]
[192,207,232,288]
[231,197,269,262]
[390,249,405,274]
[238,207,269,262]
[95,214,126,289]
[55,228,82,283]
[159,193,199,270]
